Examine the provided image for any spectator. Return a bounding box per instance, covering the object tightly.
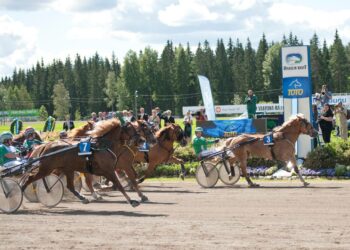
[43,116,56,132]
[196,109,207,121]
[312,104,320,147]
[138,107,149,121]
[97,112,104,121]
[183,110,193,142]
[334,102,348,140]
[319,84,332,106]
[122,110,129,122]
[128,110,136,122]
[155,107,163,128]
[63,115,75,131]
[91,112,98,122]
[163,110,175,126]
[244,89,257,119]
[318,103,333,143]
[148,109,160,131]
[10,118,23,135]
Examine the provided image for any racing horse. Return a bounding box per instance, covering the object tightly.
[225,114,318,187]
[88,119,157,202]
[21,119,154,207]
[68,121,95,138]
[136,123,187,183]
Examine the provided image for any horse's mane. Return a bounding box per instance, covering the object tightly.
[88,118,121,137]
[273,113,306,132]
[69,121,94,138]
[155,125,171,139]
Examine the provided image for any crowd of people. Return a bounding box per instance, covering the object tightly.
[313,84,348,144]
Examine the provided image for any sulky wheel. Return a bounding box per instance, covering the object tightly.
[0,178,23,214]
[23,182,39,202]
[218,161,241,185]
[36,175,64,208]
[195,162,219,188]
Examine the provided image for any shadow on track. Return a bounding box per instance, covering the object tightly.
[15,209,168,217]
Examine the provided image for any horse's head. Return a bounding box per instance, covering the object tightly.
[168,124,187,146]
[135,120,157,145]
[296,114,318,137]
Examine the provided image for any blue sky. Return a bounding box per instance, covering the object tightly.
[1,0,350,77]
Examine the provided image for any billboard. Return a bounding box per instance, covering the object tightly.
[198,75,216,120]
[282,46,311,99]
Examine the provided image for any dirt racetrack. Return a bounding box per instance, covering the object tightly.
[1,179,350,250]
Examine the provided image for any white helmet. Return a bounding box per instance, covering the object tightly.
[0,131,13,143]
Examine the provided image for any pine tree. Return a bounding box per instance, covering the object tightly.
[255,34,268,101]
[310,33,323,92]
[104,71,118,111]
[330,30,348,92]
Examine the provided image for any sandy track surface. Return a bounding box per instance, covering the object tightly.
[1,180,350,250]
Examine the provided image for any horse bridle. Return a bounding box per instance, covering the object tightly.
[122,122,142,146]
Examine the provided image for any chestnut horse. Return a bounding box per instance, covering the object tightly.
[225,114,318,187]
[21,119,148,207]
[136,123,187,183]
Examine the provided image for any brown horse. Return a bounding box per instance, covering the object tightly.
[225,114,318,187]
[100,120,157,202]
[21,119,147,207]
[68,121,95,139]
[136,123,187,183]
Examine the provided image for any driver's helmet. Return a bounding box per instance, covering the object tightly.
[24,127,35,138]
[0,131,13,144]
[195,127,203,133]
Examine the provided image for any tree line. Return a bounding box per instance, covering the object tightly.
[0,31,349,119]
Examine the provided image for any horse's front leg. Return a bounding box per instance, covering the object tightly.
[123,165,148,202]
[240,159,259,188]
[84,173,102,201]
[65,171,89,204]
[168,156,186,180]
[290,160,310,187]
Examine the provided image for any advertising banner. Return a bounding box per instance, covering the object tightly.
[198,75,216,120]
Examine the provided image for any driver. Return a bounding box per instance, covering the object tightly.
[23,127,43,152]
[192,127,219,159]
[0,131,24,170]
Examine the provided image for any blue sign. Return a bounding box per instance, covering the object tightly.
[263,134,274,145]
[282,77,311,98]
[202,119,257,138]
[78,142,92,156]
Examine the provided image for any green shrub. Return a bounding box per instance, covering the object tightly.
[335,164,347,177]
[303,144,336,170]
[173,145,197,161]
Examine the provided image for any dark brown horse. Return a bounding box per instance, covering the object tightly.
[21,119,147,207]
[225,114,318,187]
[136,123,187,183]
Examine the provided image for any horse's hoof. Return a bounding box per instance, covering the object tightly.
[129,200,140,208]
[179,173,185,181]
[141,195,149,202]
[82,198,90,204]
[92,193,103,201]
[303,182,310,187]
[249,183,260,188]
